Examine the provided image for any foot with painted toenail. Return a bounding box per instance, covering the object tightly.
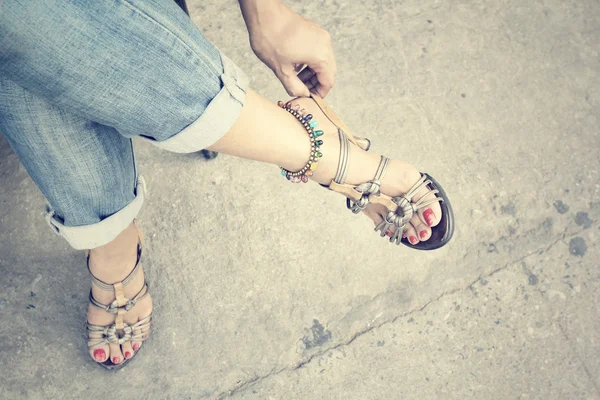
[282,97,450,248]
[86,222,152,369]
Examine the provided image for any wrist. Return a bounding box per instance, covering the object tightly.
[239,0,284,36]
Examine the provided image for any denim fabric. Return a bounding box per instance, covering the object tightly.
[0,0,248,249]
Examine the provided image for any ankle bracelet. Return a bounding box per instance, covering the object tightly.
[277,100,324,183]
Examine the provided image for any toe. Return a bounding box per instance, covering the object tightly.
[131,332,143,352]
[384,218,399,239]
[418,206,441,228]
[411,214,431,242]
[128,297,152,352]
[364,207,383,227]
[89,344,109,363]
[121,341,134,360]
[412,184,442,228]
[404,223,419,245]
[131,322,146,352]
[366,208,400,240]
[140,321,151,340]
[109,343,123,365]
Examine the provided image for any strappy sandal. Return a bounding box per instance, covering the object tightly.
[86,225,152,370]
[309,93,454,250]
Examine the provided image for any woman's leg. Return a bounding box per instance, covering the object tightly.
[1,0,443,242]
[0,77,151,365]
[208,90,443,243]
[0,0,241,152]
[1,0,445,366]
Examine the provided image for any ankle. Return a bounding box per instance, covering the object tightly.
[310,135,382,186]
[89,223,140,281]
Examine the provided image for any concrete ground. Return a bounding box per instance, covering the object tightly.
[1,0,598,398]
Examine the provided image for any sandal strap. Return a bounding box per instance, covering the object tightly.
[87,314,152,347]
[364,155,390,193]
[88,283,150,314]
[346,155,391,213]
[87,240,143,292]
[333,128,351,184]
[392,174,443,211]
[373,174,444,245]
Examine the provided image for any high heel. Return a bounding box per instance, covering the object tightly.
[308,94,454,250]
[309,93,372,151]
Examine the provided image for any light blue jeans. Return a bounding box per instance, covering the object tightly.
[0,0,248,249]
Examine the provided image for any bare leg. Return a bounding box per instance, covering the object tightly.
[209,89,443,244]
[87,88,445,365]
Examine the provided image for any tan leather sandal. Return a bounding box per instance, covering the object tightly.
[86,224,152,370]
[310,93,455,250]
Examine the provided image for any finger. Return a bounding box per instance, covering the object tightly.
[314,67,335,98]
[308,75,324,95]
[314,45,337,98]
[276,69,310,97]
[294,63,305,72]
[297,66,315,83]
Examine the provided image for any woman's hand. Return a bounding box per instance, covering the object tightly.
[239,0,336,98]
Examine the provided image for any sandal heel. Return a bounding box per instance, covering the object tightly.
[307,94,371,151]
[310,93,454,250]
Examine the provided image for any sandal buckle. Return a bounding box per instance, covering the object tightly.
[107,299,135,314]
[105,323,134,344]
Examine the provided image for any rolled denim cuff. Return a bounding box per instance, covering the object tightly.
[44,177,146,250]
[143,53,248,153]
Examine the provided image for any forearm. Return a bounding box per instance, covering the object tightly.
[238,0,283,36]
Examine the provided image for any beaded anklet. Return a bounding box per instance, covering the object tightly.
[277,100,324,183]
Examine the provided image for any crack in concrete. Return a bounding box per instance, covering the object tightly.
[217,226,592,399]
[519,223,600,395]
[557,321,600,395]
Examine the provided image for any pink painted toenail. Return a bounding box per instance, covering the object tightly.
[402,232,406,238]
[409,236,417,244]
[386,231,392,237]
[113,357,120,364]
[133,344,140,351]
[423,209,436,226]
[93,349,106,362]
[420,230,428,239]
[125,352,132,358]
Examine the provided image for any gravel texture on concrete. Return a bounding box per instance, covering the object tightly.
[1,0,598,399]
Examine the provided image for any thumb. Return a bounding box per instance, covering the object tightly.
[276,68,310,97]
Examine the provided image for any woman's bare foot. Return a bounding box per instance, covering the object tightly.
[287,97,443,245]
[87,223,152,365]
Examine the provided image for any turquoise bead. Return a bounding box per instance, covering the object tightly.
[309,120,318,128]
[313,130,324,137]
[281,170,287,176]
